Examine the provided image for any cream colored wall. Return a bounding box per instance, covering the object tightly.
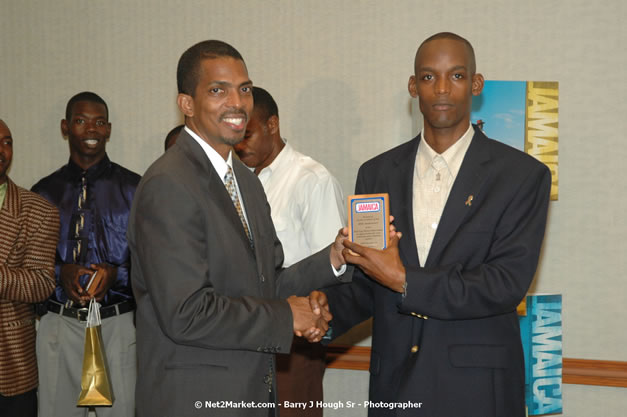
[2,0,626,415]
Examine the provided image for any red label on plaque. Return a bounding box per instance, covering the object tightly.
[355,202,381,212]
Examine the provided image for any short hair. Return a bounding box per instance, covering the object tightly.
[65,91,109,121]
[177,40,245,96]
[415,32,477,74]
[164,124,184,151]
[252,87,279,122]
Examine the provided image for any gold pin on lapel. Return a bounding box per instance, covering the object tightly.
[465,195,474,206]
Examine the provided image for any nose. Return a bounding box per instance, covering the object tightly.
[226,88,243,109]
[435,77,450,95]
[85,120,98,132]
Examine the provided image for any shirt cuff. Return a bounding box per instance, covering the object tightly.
[332,263,347,277]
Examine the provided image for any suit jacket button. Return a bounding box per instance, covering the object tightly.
[411,345,419,353]
[260,274,265,283]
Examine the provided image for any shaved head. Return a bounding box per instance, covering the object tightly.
[415,32,476,74]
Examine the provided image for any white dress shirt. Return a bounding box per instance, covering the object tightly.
[257,141,345,267]
[413,124,474,266]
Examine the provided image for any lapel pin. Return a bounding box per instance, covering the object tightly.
[465,195,474,206]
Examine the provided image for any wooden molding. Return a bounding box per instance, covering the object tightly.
[563,358,627,388]
[326,345,627,388]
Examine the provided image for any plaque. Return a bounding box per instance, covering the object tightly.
[347,193,390,250]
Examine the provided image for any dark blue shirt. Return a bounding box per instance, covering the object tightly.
[32,154,140,306]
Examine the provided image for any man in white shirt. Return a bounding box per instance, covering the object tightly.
[235,86,345,417]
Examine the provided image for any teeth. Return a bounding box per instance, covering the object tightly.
[224,118,244,124]
[85,139,98,145]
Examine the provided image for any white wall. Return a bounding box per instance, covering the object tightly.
[2,1,626,415]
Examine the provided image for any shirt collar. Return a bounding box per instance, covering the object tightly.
[184,126,233,182]
[67,153,112,181]
[258,139,291,179]
[417,123,474,179]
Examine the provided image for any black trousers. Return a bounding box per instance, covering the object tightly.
[0,388,37,417]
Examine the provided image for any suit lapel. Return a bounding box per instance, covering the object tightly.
[389,137,421,267]
[232,160,259,257]
[425,129,491,267]
[177,132,255,256]
[0,179,21,264]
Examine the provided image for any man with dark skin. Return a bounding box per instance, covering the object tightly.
[235,87,345,417]
[311,33,551,417]
[128,40,350,417]
[0,120,58,417]
[57,99,117,304]
[33,92,140,417]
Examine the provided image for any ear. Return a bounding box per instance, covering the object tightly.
[177,93,194,117]
[408,75,418,98]
[267,115,279,135]
[60,119,69,138]
[471,73,485,96]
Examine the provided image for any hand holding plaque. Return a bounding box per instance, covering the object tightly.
[345,194,406,293]
[347,193,390,251]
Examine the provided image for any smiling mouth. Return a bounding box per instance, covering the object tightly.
[221,115,247,130]
[82,138,101,148]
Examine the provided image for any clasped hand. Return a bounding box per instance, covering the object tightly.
[287,293,332,343]
[60,263,118,305]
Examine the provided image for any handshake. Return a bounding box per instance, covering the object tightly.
[287,290,330,343]
[285,218,405,344]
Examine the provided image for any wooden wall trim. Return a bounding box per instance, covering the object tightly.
[326,345,627,388]
[563,358,627,388]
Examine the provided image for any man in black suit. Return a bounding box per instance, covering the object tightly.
[313,32,551,417]
[127,40,350,417]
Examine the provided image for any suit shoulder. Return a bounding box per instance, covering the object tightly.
[137,148,205,197]
[485,136,549,174]
[14,184,60,221]
[360,136,419,171]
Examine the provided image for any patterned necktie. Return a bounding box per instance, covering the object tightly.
[73,174,88,263]
[224,166,254,248]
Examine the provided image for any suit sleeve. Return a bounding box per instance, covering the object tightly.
[0,205,59,303]
[399,163,552,320]
[131,173,297,352]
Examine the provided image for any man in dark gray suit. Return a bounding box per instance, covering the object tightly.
[127,40,350,417]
